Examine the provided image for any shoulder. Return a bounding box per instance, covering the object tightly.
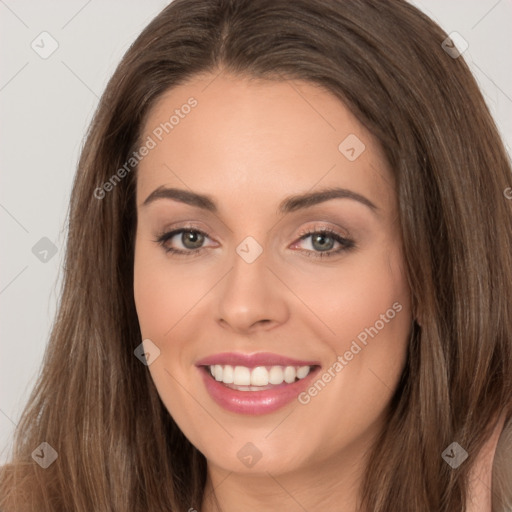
[492,416,512,512]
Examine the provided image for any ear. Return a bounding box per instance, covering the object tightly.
[412,299,422,327]
[465,412,507,512]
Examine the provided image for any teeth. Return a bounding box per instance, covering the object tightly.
[269,366,283,384]
[214,365,223,381]
[297,366,310,379]
[284,366,296,383]
[208,364,312,387]
[222,364,234,383]
[233,366,251,385]
[251,366,269,386]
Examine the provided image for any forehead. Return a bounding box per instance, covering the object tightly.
[135,73,395,214]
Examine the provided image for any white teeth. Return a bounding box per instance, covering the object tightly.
[208,364,312,387]
[222,364,234,383]
[251,366,269,386]
[297,366,310,379]
[233,366,251,386]
[269,366,284,384]
[213,365,222,381]
[283,366,296,383]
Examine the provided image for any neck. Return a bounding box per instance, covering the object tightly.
[201,441,370,512]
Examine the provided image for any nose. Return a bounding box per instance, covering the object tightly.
[214,244,289,335]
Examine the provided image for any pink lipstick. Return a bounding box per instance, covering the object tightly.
[196,352,321,415]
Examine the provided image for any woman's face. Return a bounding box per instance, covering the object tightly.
[133,73,412,476]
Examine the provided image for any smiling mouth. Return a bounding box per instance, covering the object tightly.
[202,364,319,391]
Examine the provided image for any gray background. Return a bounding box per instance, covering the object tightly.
[1,0,511,464]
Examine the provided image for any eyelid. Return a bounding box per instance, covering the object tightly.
[295,222,352,240]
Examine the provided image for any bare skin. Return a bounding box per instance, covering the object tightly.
[467,413,507,512]
[133,72,414,511]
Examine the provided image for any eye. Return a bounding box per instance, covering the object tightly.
[154,228,213,256]
[154,225,355,259]
[292,227,355,259]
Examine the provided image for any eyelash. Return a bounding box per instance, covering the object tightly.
[154,226,355,259]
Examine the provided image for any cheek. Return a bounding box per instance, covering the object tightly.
[311,245,410,397]
[334,258,409,349]
[133,240,204,338]
[340,251,411,374]
[287,249,411,459]
[133,241,203,437]
[283,243,411,351]
[133,252,170,337]
[291,243,411,406]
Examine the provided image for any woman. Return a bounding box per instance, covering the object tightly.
[1,0,511,510]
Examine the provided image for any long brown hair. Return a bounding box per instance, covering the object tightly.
[1,0,511,510]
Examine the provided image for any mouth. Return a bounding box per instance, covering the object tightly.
[195,353,321,415]
[204,363,316,391]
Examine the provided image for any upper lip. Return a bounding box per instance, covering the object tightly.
[195,352,320,368]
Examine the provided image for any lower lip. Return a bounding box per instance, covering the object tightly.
[198,366,320,415]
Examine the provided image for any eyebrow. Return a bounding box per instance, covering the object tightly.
[142,185,378,214]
